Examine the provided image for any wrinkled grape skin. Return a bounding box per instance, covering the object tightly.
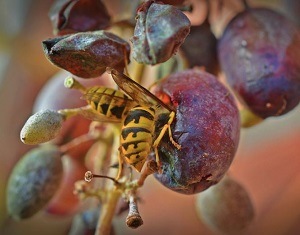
[153,69,240,194]
[218,8,300,118]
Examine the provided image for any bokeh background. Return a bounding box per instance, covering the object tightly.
[0,0,299,234]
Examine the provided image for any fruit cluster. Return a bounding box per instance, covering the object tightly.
[7,0,300,235]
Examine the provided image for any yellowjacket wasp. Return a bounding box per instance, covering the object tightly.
[108,69,181,178]
[64,69,181,178]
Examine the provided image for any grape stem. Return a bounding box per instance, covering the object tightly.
[96,189,122,235]
[59,132,96,154]
[96,126,122,235]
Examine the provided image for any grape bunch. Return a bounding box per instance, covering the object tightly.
[6,0,300,235]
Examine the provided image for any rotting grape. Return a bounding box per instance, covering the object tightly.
[6,145,63,220]
[49,0,111,35]
[42,31,130,78]
[218,8,300,118]
[20,109,65,145]
[131,0,191,65]
[195,176,255,235]
[152,69,240,194]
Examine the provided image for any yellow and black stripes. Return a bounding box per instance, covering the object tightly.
[83,86,135,120]
[120,106,156,172]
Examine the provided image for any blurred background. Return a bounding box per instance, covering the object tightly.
[0,0,299,234]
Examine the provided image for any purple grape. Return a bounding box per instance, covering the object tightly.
[218,8,300,118]
[153,69,240,194]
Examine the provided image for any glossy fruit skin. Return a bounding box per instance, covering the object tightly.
[153,69,240,194]
[218,8,300,118]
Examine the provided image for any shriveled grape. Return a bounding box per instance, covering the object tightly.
[218,8,300,118]
[132,1,190,65]
[6,145,63,220]
[153,69,240,194]
[195,176,255,234]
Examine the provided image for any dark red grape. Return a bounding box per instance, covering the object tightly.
[180,19,219,75]
[152,69,240,194]
[218,8,300,118]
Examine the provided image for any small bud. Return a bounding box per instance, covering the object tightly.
[126,196,143,229]
[49,0,111,35]
[20,109,64,145]
[6,145,63,220]
[64,76,87,93]
[132,1,190,65]
[42,31,130,78]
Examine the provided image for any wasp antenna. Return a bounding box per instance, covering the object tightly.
[64,76,87,93]
[84,171,119,185]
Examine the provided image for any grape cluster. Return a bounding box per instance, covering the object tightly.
[7,0,300,235]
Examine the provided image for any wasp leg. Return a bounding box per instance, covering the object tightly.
[153,112,181,150]
[153,111,181,173]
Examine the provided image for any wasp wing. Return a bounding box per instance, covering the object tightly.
[108,68,174,112]
[82,90,134,103]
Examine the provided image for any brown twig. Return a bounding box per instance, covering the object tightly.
[126,195,143,229]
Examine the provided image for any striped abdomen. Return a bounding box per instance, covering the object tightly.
[84,86,135,120]
[120,106,156,172]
